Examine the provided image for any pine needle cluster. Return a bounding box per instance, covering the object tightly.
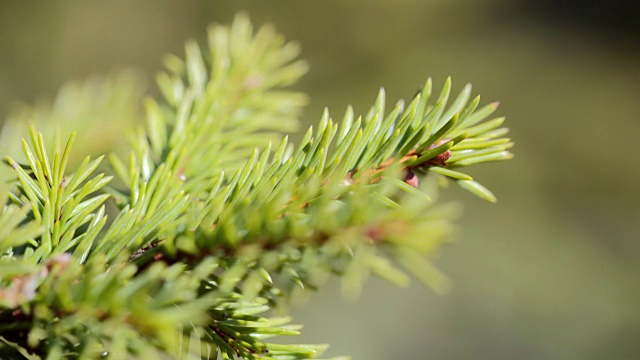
[0,14,513,360]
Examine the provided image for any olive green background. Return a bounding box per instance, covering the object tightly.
[1,1,638,359]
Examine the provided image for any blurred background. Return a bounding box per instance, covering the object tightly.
[1,1,639,359]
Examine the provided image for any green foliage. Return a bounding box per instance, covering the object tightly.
[0,13,513,360]
[0,71,147,176]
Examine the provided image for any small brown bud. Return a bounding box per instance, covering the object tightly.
[404,171,419,188]
[425,139,451,166]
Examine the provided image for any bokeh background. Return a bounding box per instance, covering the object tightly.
[1,1,639,359]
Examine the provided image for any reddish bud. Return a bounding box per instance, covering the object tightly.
[404,171,419,188]
[425,139,451,166]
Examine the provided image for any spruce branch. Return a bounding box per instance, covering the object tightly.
[4,127,111,264]
[0,13,513,360]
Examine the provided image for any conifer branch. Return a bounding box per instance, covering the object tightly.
[0,13,513,359]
